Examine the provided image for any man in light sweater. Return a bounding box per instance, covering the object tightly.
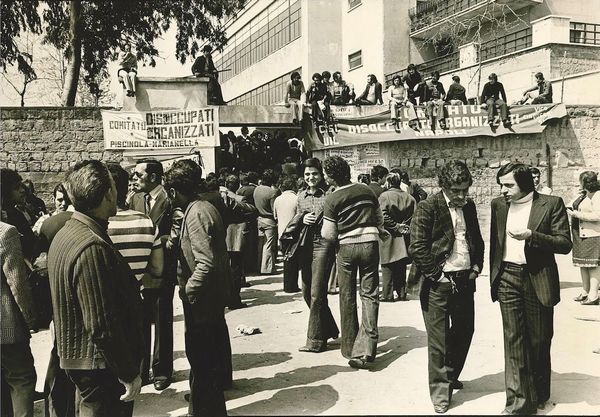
[321,156,388,369]
[48,160,143,416]
[490,163,571,414]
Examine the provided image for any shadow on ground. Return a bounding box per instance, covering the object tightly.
[232,351,292,371]
[228,385,338,416]
[239,287,303,308]
[370,326,428,372]
[226,364,353,401]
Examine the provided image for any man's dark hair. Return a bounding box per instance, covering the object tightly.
[0,168,23,203]
[368,74,378,83]
[65,160,113,212]
[247,171,259,185]
[323,156,351,185]
[261,169,278,187]
[452,75,460,83]
[106,163,130,207]
[530,167,541,176]
[311,72,322,81]
[278,174,298,192]
[431,71,440,78]
[496,162,534,193]
[392,75,402,84]
[580,171,600,192]
[438,160,473,189]
[164,159,203,197]
[22,179,34,194]
[535,72,544,80]
[239,172,249,186]
[218,167,230,177]
[202,45,213,53]
[225,174,240,192]
[333,71,342,79]
[290,71,300,80]
[241,126,249,134]
[136,158,163,181]
[302,157,324,176]
[407,63,416,72]
[489,73,498,81]
[391,168,410,184]
[358,173,370,184]
[370,165,389,181]
[322,70,331,79]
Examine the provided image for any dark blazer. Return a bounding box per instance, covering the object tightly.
[368,182,384,199]
[130,186,172,237]
[489,192,572,307]
[357,82,383,104]
[225,191,258,252]
[379,188,416,265]
[178,200,230,323]
[407,191,484,307]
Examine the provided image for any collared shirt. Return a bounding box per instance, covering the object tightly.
[442,192,471,272]
[296,187,327,215]
[146,184,163,212]
[503,192,534,264]
[273,190,298,239]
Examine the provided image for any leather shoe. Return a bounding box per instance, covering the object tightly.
[298,345,326,353]
[573,293,588,302]
[433,404,449,414]
[153,377,171,391]
[450,380,463,390]
[348,355,372,370]
[581,297,599,305]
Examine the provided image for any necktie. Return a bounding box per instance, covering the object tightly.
[144,193,151,215]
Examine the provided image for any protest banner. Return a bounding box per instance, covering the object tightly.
[306,103,567,150]
[102,107,219,150]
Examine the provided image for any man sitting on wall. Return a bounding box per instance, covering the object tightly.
[331,71,354,105]
[355,74,383,106]
[445,75,468,105]
[516,72,553,105]
[192,45,226,105]
[420,71,447,131]
[480,73,510,128]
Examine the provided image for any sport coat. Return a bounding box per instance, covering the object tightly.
[178,200,230,323]
[407,191,484,306]
[489,192,572,307]
[130,185,172,237]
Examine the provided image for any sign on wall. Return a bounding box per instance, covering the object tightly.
[102,107,219,150]
[306,103,567,150]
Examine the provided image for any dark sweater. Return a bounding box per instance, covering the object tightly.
[323,183,380,235]
[481,81,507,102]
[445,83,468,104]
[48,211,143,382]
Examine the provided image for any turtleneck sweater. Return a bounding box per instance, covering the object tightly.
[503,192,534,264]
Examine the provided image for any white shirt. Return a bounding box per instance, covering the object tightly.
[146,184,164,212]
[442,192,471,272]
[273,190,298,239]
[503,192,534,264]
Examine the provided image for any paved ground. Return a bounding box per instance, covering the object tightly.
[30,239,600,415]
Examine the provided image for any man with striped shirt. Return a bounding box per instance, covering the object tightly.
[107,164,164,389]
[321,156,388,370]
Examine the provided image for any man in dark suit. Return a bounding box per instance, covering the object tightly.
[490,163,571,414]
[164,160,230,417]
[130,158,174,390]
[191,45,225,105]
[408,160,484,414]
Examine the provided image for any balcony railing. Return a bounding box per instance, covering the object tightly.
[409,0,487,33]
[479,27,532,61]
[384,51,460,87]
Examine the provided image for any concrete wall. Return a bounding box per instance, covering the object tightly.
[2,105,599,209]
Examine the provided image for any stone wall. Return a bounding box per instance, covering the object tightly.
[2,105,600,209]
[0,107,123,206]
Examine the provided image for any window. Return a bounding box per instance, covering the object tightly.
[348,50,362,70]
[348,0,362,10]
[570,22,600,45]
[229,68,302,106]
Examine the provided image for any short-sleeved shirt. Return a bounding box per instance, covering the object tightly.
[273,191,298,239]
[108,209,161,288]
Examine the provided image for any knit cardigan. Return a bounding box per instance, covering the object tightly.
[48,212,144,382]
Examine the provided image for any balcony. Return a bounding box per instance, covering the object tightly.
[479,27,532,61]
[409,0,542,39]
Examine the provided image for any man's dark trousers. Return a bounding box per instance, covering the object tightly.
[65,369,133,417]
[485,98,508,123]
[336,241,380,359]
[183,302,228,417]
[422,275,475,409]
[141,285,174,383]
[497,263,552,414]
[44,343,77,417]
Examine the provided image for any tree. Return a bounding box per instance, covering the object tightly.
[413,0,528,97]
[2,0,246,106]
[1,34,38,106]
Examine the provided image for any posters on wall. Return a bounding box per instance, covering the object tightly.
[102,107,219,150]
[324,143,385,181]
[307,103,567,150]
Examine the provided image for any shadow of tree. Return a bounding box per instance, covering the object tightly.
[134,387,186,417]
[173,350,186,360]
[232,351,292,371]
[245,276,282,286]
[225,364,353,401]
[239,288,303,308]
[173,313,184,323]
[228,385,338,416]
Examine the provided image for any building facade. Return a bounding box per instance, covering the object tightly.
[213,0,600,105]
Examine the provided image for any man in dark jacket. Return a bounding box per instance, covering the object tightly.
[48,160,143,416]
[408,160,484,414]
[191,45,225,105]
[164,160,231,417]
[480,73,510,128]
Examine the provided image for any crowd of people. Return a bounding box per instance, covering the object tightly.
[284,63,554,132]
[1,150,598,416]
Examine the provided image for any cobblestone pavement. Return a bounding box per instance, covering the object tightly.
[31,250,600,416]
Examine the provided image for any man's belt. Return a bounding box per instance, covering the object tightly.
[502,261,527,272]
